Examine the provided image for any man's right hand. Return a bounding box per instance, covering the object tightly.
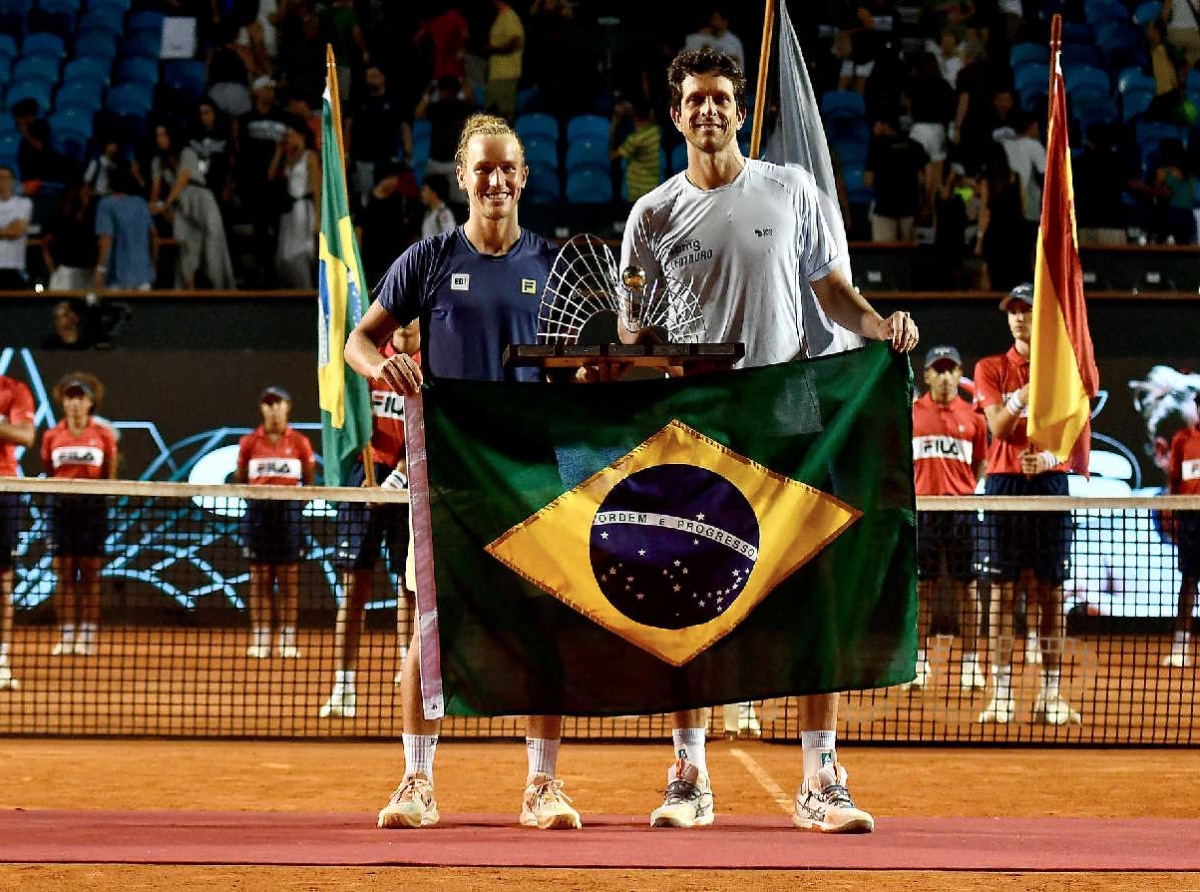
[374,351,423,396]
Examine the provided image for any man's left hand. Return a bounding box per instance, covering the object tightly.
[879,311,919,353]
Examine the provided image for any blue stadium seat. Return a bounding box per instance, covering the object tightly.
[48,107,91,161]
[104,80,153,119]
[411,119,431,143]
[63,55,109,85]
[526,163,560,204]
[514,86,540,115]
[1013,63,1049,95]
[1072,94,1118,132]
[0,33,17,60]
[411,137,429,168]
[31,0,79,35]
[1064,65,1112,100]
[121,29,161,60]
[522,134,556,169]
[1133,1,1163,24]
[565,114,607,143]
[78,5,124,41]
[1083,0,1126,25]
[0,0,32,34]
[0,113,13,134]
[565,166,612,204]
[21,30,64,59]
[565,136,607,172]
[1059,21,1093,44]
[74,31,118,61]
[127,8,162,35]
[1118,67,1153,92]
[833,137,868,168]
[514,112,558,143]
[1122,83,1155,122]
[55,79,104,113]
[1060,44,1102,69]
[1096,21,1145,71]
[842,165,872,205]
[115,54,158,86]
[1009,42,1049,68]
[1019,83,1049,115]
[0,56,9,84]
[0,131,21,169]
[670,141,687,173]
[12,54,59,84]
[162,59,205,106]
[821,89,866,123]
[4,79,52,112]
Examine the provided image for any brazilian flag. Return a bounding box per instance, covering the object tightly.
[316,59,372,487]
[416,343,917,717]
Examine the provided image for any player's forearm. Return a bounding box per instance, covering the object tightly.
[0,421,35,449]
[345,327,387,379]
[983,403,1021,440]
[812,272,886,339]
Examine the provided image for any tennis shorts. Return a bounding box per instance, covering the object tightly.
[46,494,109,557]
[916,510,978,581]
[335,461,410,573]
[982,472,1072,584]
[1177,511,1200,580]
[0,491,19,570]
[241,499,307,564]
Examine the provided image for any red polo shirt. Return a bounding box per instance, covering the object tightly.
[238,426,316,486]
[367,342,420,469]
[1169,425,1200,496]
[42,419,117,479]
[973,346,1067,475]
[0,375,34,477]
[912,392,988,496]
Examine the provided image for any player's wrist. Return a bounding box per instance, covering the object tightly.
[1005,393,1025,414]
[1038,450,1057,470]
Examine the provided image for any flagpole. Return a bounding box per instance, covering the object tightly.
[749,0,776,159]
[325,44,376,487]
[1048,14,1061,97]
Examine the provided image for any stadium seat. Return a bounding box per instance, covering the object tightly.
[121,29,161,60]
[21,30,64,59]
[0,131,22,167]
[48,108,91,162]
[1064,66,1112,100]
[409,119,430,144]
[514,112,558,143]
[12,54,59,84]
[821,89,867,124]
[77,5,124,41]
[1122,83,1155,122]
[162,59,205,106]
[514,86,540,115]
[4,79,52,113]
[0,0,32,34]
[0,56,9,85]
[1072,94,1118,132]
[1119,68,1156,94]
[522,134,556,170]
[1061,44,1102,69]
[127,9,162,36]
[1083,0,1126,25]
[565,166,612,204]
[74,31,118,62]
[1059,21,1093,44]
[55,79,104,113]
[30,0,79,35]
[1009,43,1049,68]
[1096,21,1145,71]
[565,114,608,143]
[670,141,687,173]
[63,55,110,86]
[565,136,607,173]
[0,112,13,134]
[115,54,158,86]
[1013,63,1048,95]
[526,163,560,204]
[833,137,868,168]
[104,80,153,119]
[0,33,19,61]
[1133,1,1163,24]
[842,165,872,205]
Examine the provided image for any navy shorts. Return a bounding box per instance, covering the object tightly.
[916,510,978,581]
[335,461,410,572]
[241,500,307,564]
[0,491,19,570]
[982,473,1072,584]
[47,494,109,557]
[1178,511,1200,580]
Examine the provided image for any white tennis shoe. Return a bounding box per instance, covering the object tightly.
[520,774,582,829]
[793,763,874,833]
[378,773,439,829]
[650,758,714,828]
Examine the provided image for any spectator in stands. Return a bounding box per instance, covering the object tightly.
[414,76,473,210]
[1073,123,1130,245]
[279,3,328,105]
[420,173,456,239]
[149,124,236,290]
[414,4,470,83]
[0,370,34,691]
[42,300,93,350]
[191,99,236,216]
[42,185,98,291]
[1163,0,1200,68]
[43,372,117,658]
[356,161,422,285]
[326,0,369,102]
[484,0,525,120]
[950,38,989,154]
[237,77,289,286]
[973,283,1080,727]
[908,52,956,207]
[1150,138,1196,245]
[974,145,1030,290]
[17,119,80,193]
[1001,111,1046,235]
[237,386,316,660]
[235,0,280,79]
[0,166,33,290]
[269,117,320,288]
[351,65,402,207]
[930,161,974,289]
[83,137,124,200]
[684,8,746,72]
[207,20,255,118]
[909,344,988,693]
[831,2,888,93]
[610,95,663,203]
[929,25,964,88]
[864,112,928,241]
[1148,18,1190,124]
[94,164,157,291]
[320,321,419,720]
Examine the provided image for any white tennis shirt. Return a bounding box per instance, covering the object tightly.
[620,158,841,367]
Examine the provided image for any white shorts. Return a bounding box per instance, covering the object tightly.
[909,122,948,163]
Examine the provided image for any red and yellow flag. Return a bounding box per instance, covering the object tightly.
[1028,14,1099,477]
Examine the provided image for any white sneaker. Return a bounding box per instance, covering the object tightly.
[1026,633,1042,665]
[520,774,582,829]
[377,773,439,829]
[793,763,874,833]
[650,758,714,828]
[723,702,762,738]
[318,687,356,718]
[245,644,270,659]
[978,693,1016,723]
[73,640,95,656]
[1161,650,1192,669]
[960,658,987,690]
[51,637,74,656]
[0,664,18,691]
[277,645,301,659]
[1033,690,1082,725]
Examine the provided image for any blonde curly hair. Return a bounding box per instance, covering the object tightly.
[454,113,526,168]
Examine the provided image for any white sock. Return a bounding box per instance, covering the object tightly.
[60,624,75,644]
[802,729,837,780]
[252,626,270,649]
[1043,668,1061,700]
[916,647,927,665]
[1174,630,1191,650]
[78,622,97,644]
[526,737,560,781]
[0,641,9,663]
[671,727,707,774]
[278,627,297,648]
[962,651,978,669]
[993,665,1013,700]
[334,669,355,692]
[403,733,438,781]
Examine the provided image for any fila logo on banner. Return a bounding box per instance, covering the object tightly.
[451,273,470,291]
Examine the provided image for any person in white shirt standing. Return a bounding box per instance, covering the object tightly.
[0,166,33,290]
[684,8,746,72]
[420,174,456,239]
[621,46,918,834]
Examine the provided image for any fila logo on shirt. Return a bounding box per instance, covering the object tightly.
[52,446,104,468]
[521,278,537,295]
[248,458,302,480]
[912,435,973,464]
[372,389,405,421]
[1183,458,1200,481]
[451,273,470,291]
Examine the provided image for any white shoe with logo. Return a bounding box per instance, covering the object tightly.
[793,763,874,833]
[277,644,301,659]
[649,758,714,828]
[1032,690,1082,725]
[378,773,439,829]
[519,774,582,829]
[978,693,1016,724]
[245,644,270,659]
[1161,649,1192,669]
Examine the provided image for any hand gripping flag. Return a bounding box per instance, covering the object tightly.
[317,49,372,486]
[1028,16,1099,476]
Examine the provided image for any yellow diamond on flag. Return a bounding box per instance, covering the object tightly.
[486,420,860,666]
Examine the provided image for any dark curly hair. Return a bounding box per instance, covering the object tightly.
[666,47,748,116]
[53,371,105,412]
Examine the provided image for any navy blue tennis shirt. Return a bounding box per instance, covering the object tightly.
[374,226,555,383]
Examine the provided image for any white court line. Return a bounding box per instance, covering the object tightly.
[730,747,793,814]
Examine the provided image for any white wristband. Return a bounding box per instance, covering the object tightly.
[381,468,408,491]
[1006,393,1026,414]
[1038,450,1057,469]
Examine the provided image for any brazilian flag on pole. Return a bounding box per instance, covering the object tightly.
[408,343,917,718]
[317,47,372,486]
